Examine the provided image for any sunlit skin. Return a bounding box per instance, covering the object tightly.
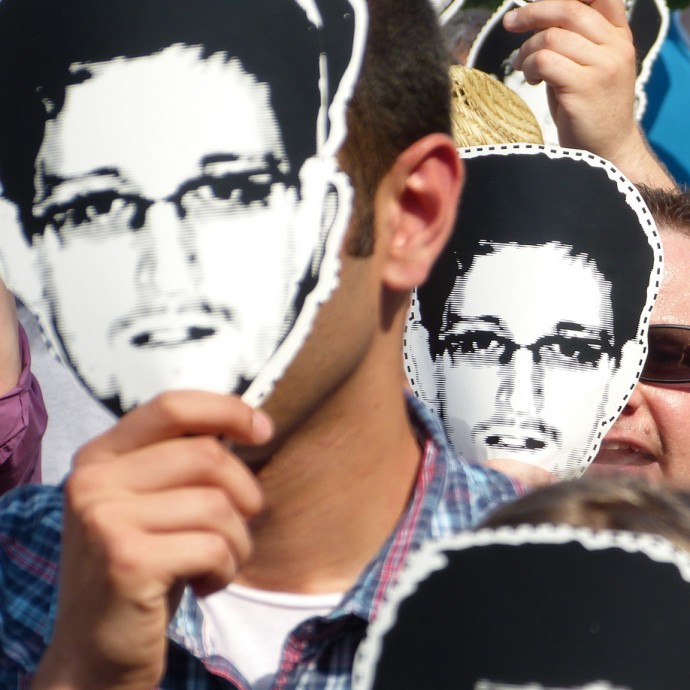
[589,229,690,484]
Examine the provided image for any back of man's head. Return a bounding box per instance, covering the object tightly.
[638,185,690,239]
[339,0,452,256]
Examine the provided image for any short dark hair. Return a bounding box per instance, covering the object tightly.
[637,184,690,239]
[0,0,452,256]
[339,0,452,257]
[0,0,345,238]
[417,150,656,360]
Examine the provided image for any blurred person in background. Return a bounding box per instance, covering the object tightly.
[589,186,690,484]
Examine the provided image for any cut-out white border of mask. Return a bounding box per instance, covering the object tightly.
[354,523,690,690]
[404,144,662,479]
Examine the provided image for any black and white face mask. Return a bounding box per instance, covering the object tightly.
[0,0,367,416]
[405,145,661,478]
[355,524,690,689]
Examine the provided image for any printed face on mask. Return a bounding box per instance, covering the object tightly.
[436,243,615,467]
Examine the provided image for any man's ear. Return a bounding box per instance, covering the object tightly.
[377,133,463,291]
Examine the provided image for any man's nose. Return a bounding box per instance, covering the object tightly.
[499,347,542,416]
[619,382,646,416]
[134,201,197,292]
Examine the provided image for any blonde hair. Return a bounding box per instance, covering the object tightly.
[449,64,543,147]
[481,475,690,552]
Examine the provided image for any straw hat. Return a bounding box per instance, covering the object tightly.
[449,63,544,147]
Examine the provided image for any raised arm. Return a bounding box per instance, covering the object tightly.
[504,0,676,189]
[32,391,271,690]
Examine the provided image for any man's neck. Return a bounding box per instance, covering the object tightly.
[235,338,422,594]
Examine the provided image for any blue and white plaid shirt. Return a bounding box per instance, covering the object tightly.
[0,394,520,689]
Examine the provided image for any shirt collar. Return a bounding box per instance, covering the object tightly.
[169,391,456,649]
[337,392,453,621]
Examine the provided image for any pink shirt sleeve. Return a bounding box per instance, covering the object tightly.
[0,323,48,493]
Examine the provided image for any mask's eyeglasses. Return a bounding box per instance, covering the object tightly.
[640,325,690,383]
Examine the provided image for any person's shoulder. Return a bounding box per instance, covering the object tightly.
[0,483,63,559]
[406,392,522,530]
[426,449,523,537]
[0,485,63,682]
[446,453,524,513]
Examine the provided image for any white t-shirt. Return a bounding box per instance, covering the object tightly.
[199,584,343,689]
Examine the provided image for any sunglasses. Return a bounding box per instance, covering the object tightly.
[640,325,690,384]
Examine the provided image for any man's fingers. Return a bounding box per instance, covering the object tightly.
[102,529,249,598]
[582,0,630,27]
[78,390,274,457]
[80,488,254,550]
[67,492,255,600]
[69,435,264,517]
[512,25,603,72]
[505,2,636,99]
[504,0,631,42]
[519,48,588,89]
